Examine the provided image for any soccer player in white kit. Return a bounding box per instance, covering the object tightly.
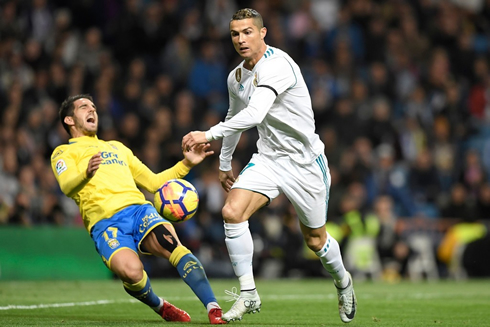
[182,8,357,323]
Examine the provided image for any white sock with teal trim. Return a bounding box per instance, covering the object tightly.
[315,232,348,288]
[224,221,256,291]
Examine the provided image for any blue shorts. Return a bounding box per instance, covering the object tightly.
[90,204,171,268]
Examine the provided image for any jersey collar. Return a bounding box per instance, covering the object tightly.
[68,135,99,145]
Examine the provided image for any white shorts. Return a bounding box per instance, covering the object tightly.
[232,153,331,228]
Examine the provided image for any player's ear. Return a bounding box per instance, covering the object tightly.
[64,116,74,126]
[260,27,267,40]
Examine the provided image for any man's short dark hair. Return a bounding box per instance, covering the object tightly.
[59,94,93,136]
[231,8,263,29]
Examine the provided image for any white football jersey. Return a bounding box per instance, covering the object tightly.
[208,46,325,170]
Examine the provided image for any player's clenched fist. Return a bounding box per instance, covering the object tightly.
[86,152,103,178]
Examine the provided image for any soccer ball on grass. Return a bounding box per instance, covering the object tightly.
[154,179,199,223]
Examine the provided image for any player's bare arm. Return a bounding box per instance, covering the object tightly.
[86,152,102,178]
[219,170,236,193]
[182,143,214,168]
[182,131,208,152]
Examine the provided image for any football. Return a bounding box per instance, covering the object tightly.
[154,179,199,223]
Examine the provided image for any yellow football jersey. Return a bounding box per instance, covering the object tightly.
[51,135,190,232]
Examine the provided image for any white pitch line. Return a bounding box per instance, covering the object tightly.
[0,294,334,311]
[0,300,120,310]
[0,292,469,311]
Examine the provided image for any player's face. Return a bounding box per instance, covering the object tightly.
[230,18,266,64]
[68,98,98,137]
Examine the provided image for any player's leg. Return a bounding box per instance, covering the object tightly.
[220,155,280,321]
[285,154,356,323]
[300,224,356,322]
[110,248,191,322]
[141,220,226,324]
[91,207,190,322]
[221,189,269,321]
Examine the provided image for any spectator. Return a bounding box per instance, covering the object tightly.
[365,143,414,217]
[371,195,412,280]
[458,149,487,198]
[364,97,399,151]
[476,183,490,220]
[77,27,106,78]
[409,147,441,217]
[24,0,54,45]
[440,183,476,221]
[0,144,20,224]
[187,41,228,103]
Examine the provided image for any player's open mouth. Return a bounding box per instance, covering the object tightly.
[86,117,95,124]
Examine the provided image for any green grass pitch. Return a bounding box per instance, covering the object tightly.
[1,278,489,326]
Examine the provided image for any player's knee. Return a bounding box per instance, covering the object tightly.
[304,235,323,252]
[222,203,242,223]
[119,261,144,283]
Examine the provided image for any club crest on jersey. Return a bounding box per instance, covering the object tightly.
[55,159,67,175]
[235,68,242,82]
[107,238,120,249]
[253,73,258,87]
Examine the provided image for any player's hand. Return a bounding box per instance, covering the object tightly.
[182,131,208,152]
[86,152,102,178]
[182,143,214,168]
[219,169,236,192]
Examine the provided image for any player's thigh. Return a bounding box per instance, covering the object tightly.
[223,188,270,223]
[227,154,281,222]
[132,204,179,256]
[91,217,139,270]
[282,154,331,229]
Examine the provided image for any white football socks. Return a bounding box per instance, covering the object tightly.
[224,221,256,291]
[315,232,348,288]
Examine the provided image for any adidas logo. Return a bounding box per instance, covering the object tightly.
[183,261,198,270]
[239,84,244,92]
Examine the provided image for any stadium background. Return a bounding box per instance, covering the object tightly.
[0,0,489,281]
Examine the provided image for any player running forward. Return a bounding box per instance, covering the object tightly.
[51,94,226,324]
[182,8,357,323]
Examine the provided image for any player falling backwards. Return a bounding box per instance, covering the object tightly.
[51,94,226,324]
[183,8,357,323]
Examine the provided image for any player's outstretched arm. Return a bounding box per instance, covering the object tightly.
[182,143,214,168]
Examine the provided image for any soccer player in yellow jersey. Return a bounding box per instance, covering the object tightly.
[50,94,226,324]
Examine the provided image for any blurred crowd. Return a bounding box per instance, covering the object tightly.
[1,0,490,280]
